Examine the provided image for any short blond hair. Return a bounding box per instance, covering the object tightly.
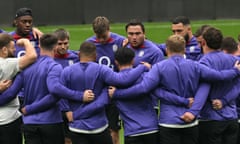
[166,35,186,53]
[92,16,110,34]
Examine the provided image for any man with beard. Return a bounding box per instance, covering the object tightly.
[125,19,164,114]
[158,16,202,61]
[125,19,164,67]
[110,34,240,144]
[0,33,37,144]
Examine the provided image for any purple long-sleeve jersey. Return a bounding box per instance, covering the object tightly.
[0,56,87,124]
[113,55,239,125]
[60,62,148,132]
[86,32,125,71]
[234,56,240,119]
[54,50,79,67]
[157,36,202,61]
[127,39,164,67]
[199,51,240,121]
[54,50,79,111]
[9,31,41,99]
[9,31,40,57]
[112,68,158,136]
[127,39,164,109]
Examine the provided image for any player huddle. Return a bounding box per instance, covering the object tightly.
[0,7,240,144]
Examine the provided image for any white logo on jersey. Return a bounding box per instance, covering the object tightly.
[17,50,26,57]
[68,60,74,65]
[17,41,37,58]
[98,56,114,69]
[189,46,195,52]
[138,50,145,57]
[112,44,118,52]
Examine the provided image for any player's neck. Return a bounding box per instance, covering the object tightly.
[40,50,54,58]
[118,64,133,71]
[16,30,29,37]
[80,58,95,63]
[203,47,217,54]
[167,51,185,57]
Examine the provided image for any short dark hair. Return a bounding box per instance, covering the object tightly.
[79,42,96,57]
[125,19,145,33]
[221,36,238,54]
[203,27,223,50]
[40,34,58,51]
[15,7,32,19]
[0,33,14,49]
[53,28,70,40]
[115,47,135,65]
[194,25,211,37]
[172,16,190,25]
[92,16,110,34]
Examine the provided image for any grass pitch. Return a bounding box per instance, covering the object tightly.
[4,19,239,51]
[3,19,240,144]
[39,19,240,51]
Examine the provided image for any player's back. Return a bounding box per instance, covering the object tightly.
[22,56,62,124]
[61,61,108,131]
[199,51,238,120]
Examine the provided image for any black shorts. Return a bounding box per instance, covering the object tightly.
[105,103,121,131]
[23,123,64,144]
[0,117,22,144]
[70,128,113,144]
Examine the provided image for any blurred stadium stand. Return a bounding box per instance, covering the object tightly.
[0,0,239,26]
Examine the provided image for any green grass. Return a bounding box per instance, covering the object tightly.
[43,19,240,51]
[3,19,240,51]
[4,19,240,144]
